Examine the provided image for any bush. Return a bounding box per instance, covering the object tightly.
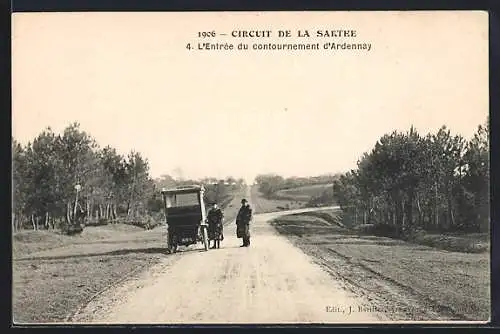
[115,213,164,230]
[85,217,109,227]
[61,224,84,236]
[409,232,489,253]
[353,223,399,238]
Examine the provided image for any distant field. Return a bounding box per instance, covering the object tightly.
[271,211,490,321]
[274,184,332,201]
[250,186,306,213]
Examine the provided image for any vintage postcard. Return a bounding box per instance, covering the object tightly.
[11,11,490,324]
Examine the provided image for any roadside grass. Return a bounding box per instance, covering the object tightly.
[13,248,166,323]
[270,213,490,321]
[13,224,149,258]
[12,224,169,323]
[301,208,489,254]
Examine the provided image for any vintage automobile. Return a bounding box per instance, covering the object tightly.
[160,185,209,253]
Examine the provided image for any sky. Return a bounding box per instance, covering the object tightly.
[12,11,489,183]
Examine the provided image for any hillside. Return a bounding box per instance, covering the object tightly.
[274,183,333,202]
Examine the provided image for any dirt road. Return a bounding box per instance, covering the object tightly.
[73,187,386,324]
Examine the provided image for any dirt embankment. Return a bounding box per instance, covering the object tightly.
[271,212,490,322]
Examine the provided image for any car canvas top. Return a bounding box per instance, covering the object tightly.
[161,185,205,194]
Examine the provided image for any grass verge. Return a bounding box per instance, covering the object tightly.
[270,213,490,321]
[12,224,168,323]
[304,208,489,254]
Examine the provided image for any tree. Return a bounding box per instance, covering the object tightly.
[22,128,65,230]
[332,122,490,237]
[124,151,152,218]
[11,122,162,233]
[255,174,285,197]
[12,138,27,231]
[461,122,489,232]
[155,174,177,190]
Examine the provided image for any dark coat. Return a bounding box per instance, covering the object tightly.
[236,204,252,238]
[207,207,223,225]
[207,208,224,240]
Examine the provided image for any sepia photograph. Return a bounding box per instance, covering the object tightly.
[11,11,490,324]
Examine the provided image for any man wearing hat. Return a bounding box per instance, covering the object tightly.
[236,198,253,247]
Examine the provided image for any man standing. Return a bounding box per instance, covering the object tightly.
[236,198,252,247]
[207,203,224,249]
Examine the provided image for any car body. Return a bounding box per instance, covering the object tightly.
[160,185,209,253]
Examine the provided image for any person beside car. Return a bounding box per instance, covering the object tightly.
[207,203,224,248]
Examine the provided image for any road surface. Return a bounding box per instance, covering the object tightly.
[74,188,386,324]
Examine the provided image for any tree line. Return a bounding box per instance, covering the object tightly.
[332,122,490,236]
[154,174,245,208]
[12,122,244,232]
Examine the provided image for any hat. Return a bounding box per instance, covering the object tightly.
[241,198,248,203]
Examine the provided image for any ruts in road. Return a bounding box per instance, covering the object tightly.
[74,189,385,324]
